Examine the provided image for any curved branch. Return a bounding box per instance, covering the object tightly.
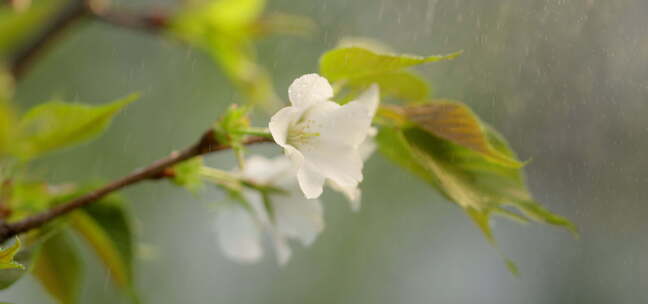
[9,0,88,79]
[8,0,171,80]
[0,130,273,243]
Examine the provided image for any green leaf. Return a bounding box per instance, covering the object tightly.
[170,0,279,108]
[69,198,137,300]
[32,231,82,304]
[204,0,265,30]
[377,124,575,273]
[403,101,522,167]
[14,93,138,160]
[339,71,430,103]
[0,238,23,270]
[0,232,50,290]
[171,157,205,192]
[172,0,265,33]
[506,199,577,235]
[0,101,16,156]
[319,47,462,82]
[0,67,16,156]
[376,125,576,239]
[6,181,54,219]
[375,126,441,190]
[0,0,67,57]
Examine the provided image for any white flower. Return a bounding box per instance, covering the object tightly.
[213,156,324,265]
[269,73,379,200]
[327,127,377,211]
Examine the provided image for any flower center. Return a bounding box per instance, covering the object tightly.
[287,120,320,148]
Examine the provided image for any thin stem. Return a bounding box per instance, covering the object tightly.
[200,166,287,194]
[234,127,273,138]
[234,147,246,170]
[200,166,241,189]
[0,130,273,243]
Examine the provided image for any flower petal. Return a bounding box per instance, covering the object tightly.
[308,99,373,148]
[359,127,378,161]
[328,180,362,212]
[288,73,334,108]
[243,155,294,184]
[270,230,292,266]
[283,144,305,169]
[296,164,326,199]
[269,106,302,147]
[301,144,363,188]
[352,84,380,117]
[214,203,263,263]
[272,193,324,246]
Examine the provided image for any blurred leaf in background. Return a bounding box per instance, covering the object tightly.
[0,0,68,58]
[170,0,280,108]
[170,0,314,110]
[0,66,16,157]
[12,93,138,160]
[32,231,82,304]
[70,197,137,301]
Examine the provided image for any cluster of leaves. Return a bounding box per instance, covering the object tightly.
[319,45,576,271]
[1,41,138,302]
[0,89,139,302]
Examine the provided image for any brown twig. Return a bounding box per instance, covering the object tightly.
[90,7,170,33]
[8,0,171,80]
[0,130,272,243]
[9,0,88,79]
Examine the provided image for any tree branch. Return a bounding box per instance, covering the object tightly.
[9,0,88,79]
[0,130,272,243]
[8,0,171,80]
[90,6,170,33]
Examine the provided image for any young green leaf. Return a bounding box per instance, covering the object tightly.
[172,0,265,33]
[14,93,138,160]
[340,71,430,103]
[0,0,67,57]
[0,231,55,290]
[376,125,576,244]
[32,231,82,304]
[69,199,138,301]
[319,47,462,82]
[375,126,442,191]
[0,238,23,270]
[403,101,522,167]
[170,0,280,108]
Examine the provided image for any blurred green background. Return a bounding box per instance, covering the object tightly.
[3,0,648,303]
